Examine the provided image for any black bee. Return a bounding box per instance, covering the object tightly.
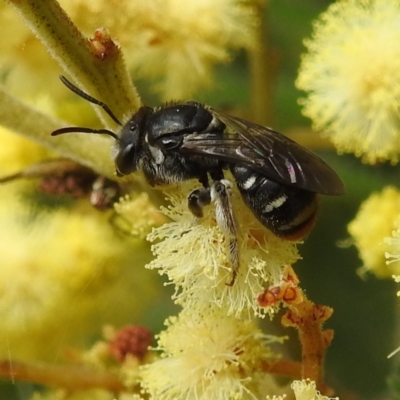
[52,76,345,284]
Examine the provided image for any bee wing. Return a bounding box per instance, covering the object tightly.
[180,109,345,195]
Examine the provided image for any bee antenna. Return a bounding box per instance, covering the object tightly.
[59,75,122,126]
[51,126,119,141]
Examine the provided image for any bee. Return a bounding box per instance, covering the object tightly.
[52,76,345,285]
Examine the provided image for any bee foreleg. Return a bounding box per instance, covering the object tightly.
[210,180,239,286]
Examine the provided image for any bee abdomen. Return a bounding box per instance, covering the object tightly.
[268,194,318,240]
[231,166,318,240]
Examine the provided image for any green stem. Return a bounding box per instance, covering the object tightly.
[0,88,164,205]
[0,87,115,178]
[6,0,141,127]
[248,2,275,126]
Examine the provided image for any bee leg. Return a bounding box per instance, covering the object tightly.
[187,188,211,218]
[210,180,239,286]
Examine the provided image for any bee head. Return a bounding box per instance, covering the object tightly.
[115,106,153,176]
[51,76,148,178]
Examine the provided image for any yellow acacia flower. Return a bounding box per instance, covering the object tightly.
[113,193,166,238]
[63,0,259,100]
[140,307,286,400]
[348,186,400,277]
[297,0,400,164]
[0,183,155,361]
[291,379,338,400]
[146,182,300,318]
[0,126,51,175]
[3,0,259,106]
[384,224,400,276]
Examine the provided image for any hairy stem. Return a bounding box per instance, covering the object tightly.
[0,359,126,392]
[6,0,141,127]
[0,88,115,178]
[248,1,276,126]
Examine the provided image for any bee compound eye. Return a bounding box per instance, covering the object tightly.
[115,143,137,176]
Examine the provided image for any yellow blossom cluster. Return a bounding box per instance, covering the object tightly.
[62,0,258,100]
[0,184,155,361]
[0,126,52,174]
[140,307,287,400]
[384,226,400,275]
[146,182,300,318]
[113,193,166,238]
[0,127,158,361]
[297,0,400,164]
[123,178,302,398]
[348,186,400,277]
[2,0,259,110]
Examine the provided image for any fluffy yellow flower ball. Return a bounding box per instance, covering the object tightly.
[348,186,400,277]
[297,0,400,164]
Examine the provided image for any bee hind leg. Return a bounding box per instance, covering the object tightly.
[187,180,240,286]
[210,180,239,286]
